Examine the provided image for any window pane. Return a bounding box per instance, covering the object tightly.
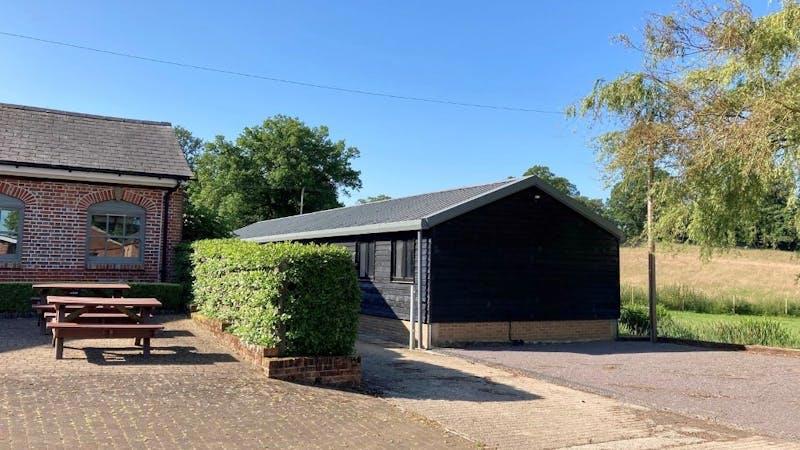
[393,240,404,278]
[90,215,107,233]
[104,238,123,257]
[405,240,415,279]
[123,239,140,258]
[107,215,125,236]
[358,243,368,277]
[124,216,141,237]
[87,235,106,256]
[0,209,18,255]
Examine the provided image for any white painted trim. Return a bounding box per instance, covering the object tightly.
[240,220,423,243]
[0,164,179,188]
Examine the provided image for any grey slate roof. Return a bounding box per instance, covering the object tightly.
[236,176,624,242]
[0,103,192,179]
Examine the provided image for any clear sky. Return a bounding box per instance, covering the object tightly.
[0,1,777,205]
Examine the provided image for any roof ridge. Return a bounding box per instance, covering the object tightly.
[0,102,172,126]
[240,177,521,227]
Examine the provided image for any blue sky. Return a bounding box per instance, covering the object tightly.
[0,1,777,205]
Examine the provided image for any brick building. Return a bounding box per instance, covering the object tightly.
[0,103,191,282]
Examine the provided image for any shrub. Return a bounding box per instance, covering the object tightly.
[619,303,673,336]
[128,283,185,311]
[0,282,34,313]
[173,242,194,304]
[191,239,361,356]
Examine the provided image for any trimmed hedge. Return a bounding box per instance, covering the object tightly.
[0,282,184,313]
[191,239,361,356]
[0,282,35,313]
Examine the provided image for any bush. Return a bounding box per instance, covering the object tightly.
[0,282,34,313]
[173,242,194,304]
[619,303,673,336]
[128,283,185,311]
[191,239,361,356]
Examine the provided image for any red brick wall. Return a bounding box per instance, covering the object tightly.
[0,177,183,282]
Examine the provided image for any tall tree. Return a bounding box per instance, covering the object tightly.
[523,165,580,197]
[191,115,362,231]
[575,0,800,341]
[523,164,608,217]
[174,125,204,170]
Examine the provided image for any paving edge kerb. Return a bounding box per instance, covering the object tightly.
[191,313,362,387]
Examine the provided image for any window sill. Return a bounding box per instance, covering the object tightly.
[391,279,415,284]
[0,260,21,269]
[87,262,144,271]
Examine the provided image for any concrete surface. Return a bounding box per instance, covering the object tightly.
[443,340,800,442]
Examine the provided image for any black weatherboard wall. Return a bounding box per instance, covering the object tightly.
[429,185,620,323]
[301,231,432,322]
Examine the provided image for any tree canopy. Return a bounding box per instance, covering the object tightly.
[358,194,392,204]
[576,0,800,254]
[523,165,580,197]
[523,164,608,218]
[190,115,361,231]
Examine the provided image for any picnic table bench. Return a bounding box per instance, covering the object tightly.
[32,283,131,334]
[46,296,163,359]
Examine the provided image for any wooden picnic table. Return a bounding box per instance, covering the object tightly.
[47,296,163,359]
[32,283,131,333]
[33,282,131,298]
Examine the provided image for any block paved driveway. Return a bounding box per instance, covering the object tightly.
[443,341,800,443]
[359,336,799,449]
[0,316,467,449]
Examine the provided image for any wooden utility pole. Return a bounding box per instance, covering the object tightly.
[647,150,658,343]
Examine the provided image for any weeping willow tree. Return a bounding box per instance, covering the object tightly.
[574,0,800,341]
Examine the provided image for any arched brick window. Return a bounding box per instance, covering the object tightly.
[0,193,23,261]
[87,200,145,264]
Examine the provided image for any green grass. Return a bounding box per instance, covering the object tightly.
[667,311,800,348]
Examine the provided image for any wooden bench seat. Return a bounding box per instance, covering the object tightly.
[43,312,134,324]
[47,323,164,359]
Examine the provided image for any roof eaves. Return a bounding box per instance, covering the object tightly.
[238,219,424,243]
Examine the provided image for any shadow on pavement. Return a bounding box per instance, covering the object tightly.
[81,345,239,365]
[358,338,539,402]
[450,340,737,356]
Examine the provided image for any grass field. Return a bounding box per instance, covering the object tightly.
[620,244,800,347]
[621,244,800,305]
[670,311,800,348]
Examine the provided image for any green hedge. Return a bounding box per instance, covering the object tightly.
[0,282,35,313]
[191,239,361,356]
[0,282,184,313]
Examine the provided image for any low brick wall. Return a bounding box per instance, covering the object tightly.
[359,314,616,347]
[432,320,617,345]
[192,313,361,386]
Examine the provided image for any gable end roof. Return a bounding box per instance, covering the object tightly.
[235,176,624,242]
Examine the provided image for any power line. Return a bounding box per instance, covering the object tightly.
[0,30,566,115]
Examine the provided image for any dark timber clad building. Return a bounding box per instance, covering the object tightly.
[235,176,623,348]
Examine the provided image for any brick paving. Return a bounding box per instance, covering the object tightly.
[358,337,799,449]
[443,341,800,442]
[0,316,467,449]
